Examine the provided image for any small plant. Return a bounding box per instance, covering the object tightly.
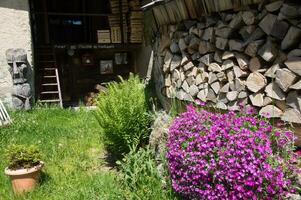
[117,147,178,199]
[167,105,299,199]
[95,73,152,158]
[5,144,42,170]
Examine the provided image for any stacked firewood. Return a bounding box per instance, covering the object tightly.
[160,1,301,123]
[84,84,108,106]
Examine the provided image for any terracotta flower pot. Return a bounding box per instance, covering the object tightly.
[4,161,44,194]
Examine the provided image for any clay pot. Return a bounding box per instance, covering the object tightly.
[4,162,44,194]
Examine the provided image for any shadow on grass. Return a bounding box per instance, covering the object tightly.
[39,171,51,185]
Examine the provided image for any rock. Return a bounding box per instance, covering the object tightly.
[259,105,283,118]
[227,70,235,82]
[229,14,244,29]
[215,27,233,38]
[182,81,190,93]
[197,89,208,102]
[239,25,256,41]
[195,73,206,85]
[188,36,201,51]
[170,41,180,53]
[180,55,189,66]
[202,27,214,42]
[163,51,173,72]
[216,72,226,82]
[205,16,218,27]
[170,55,182,71]
[281,108,301,123]
[220,83,230,93]
[290,80,301,90]
[166,86,176,98]
[238,91,248,99]
[234,65,248,78]
[258,40,278,62]
[184,20,197,29]
[183,62,194,71]
[275,68,297,92]
[214,51,223,63]
[286,91,299,110]
[245,28,265,43]
[271,20,289,40]
[273,50,287,64]
[288,49,301,58]
[281,26,301,50]
[178,38,187,51]
[249,57,262,72]
[187,67,198,77]
[285,57,301,76]
[222,60,234,71]
[280,4,300,19]
[287,193,301,200]
[186,76,196,86]
[242,11,256,25]
[228,100,240,111]
[234,78,245,92]
[207,88,217,102]
[149,111,171,161]
[263,96,273,106]
[216,101,227,110]
[265,1,283,12]
[215,37,228,50]
[176,89,186,100]
[250,93,264,107]
[208,63,222,72]
[222,51,235,60]
[246,72,267,93]
[165,74,172,87]
[259,14,277,35]
[208,72,218,84]
[264,64,280,78]
[265,83,286,101]
[218,93,229,104]
[199,41,214,55]
[172,69,181,80]
[199,54,213,66]
[235,53,249,70]
[198,83,208,90]
[244,40,264,57]
[189,85,199,96]
[211,82,220,94]
[227,91,238,101]
[191,52,200,61]
[229,40,244,52]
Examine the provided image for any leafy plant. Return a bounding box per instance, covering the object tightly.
[117,147,178,200]
[94,73,152,158]
[5,144,42,170]
[167,104,299,199]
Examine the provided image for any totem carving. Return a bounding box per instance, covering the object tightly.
[6,49,31,110]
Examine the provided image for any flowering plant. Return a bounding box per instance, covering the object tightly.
[167,104,299,199]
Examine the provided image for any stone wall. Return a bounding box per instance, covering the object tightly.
[0,0,33,106]
[154,1,301,124]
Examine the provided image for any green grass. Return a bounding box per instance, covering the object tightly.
[0,107,123,200]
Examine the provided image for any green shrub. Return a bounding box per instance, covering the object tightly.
[94,74,151,158]
[117,147,178,200]
[5,144,42,170]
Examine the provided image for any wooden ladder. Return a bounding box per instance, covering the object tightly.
[36,46,63,108]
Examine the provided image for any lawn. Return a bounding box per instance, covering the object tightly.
[0,107,124,200]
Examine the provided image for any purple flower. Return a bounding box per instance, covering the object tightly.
[166,105,298,199]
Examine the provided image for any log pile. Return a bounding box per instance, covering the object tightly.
[84,84,107,106]
[159,1,301,123]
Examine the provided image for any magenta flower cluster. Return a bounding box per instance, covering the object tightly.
[167,105,297,200]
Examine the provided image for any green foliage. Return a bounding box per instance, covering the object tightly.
[117,147,178,200]
[5,144,42,170]
[94,73,152,158]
